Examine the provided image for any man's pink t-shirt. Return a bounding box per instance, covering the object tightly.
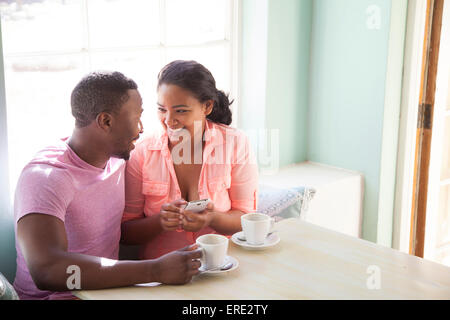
[13,138,125,300]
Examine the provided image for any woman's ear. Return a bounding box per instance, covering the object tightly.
[204,100,214,116]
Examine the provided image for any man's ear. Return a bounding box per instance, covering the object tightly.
[204,100,214,116]
[96,112,113,132]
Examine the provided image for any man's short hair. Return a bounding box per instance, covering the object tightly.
[71,71,138,128]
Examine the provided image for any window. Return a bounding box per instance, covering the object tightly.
[0,0,239,198]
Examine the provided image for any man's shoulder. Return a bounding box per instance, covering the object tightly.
[15,147,76,216]
[20,140,75,184]
[28,138,72,168]
[19,162,74,189]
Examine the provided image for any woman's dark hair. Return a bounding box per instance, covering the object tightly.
[71,71,138,128]
[157,60,233,125]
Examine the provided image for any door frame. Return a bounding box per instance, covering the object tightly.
[423,0,450,261]
[393,0,428,253]
[393,0,449,256]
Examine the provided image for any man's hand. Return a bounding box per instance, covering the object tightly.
[151,244,202,284]
[159,199,187,231]
[181,202,215,232]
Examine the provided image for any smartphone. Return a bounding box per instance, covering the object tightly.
[183,199,210,213]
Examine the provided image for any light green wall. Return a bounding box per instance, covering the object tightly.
[0,20,16,282]
[307,0,407,243]
[376,0,408,246]
[240,0,408,244]
[265,0,311,166]
[239,0,269,131]
[240,0,311,168]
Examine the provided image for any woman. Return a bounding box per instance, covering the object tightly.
[120,60,258,259]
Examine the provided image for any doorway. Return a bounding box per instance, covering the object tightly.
[394,0,450,266]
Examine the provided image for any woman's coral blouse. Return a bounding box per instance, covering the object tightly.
[122,120,258,259]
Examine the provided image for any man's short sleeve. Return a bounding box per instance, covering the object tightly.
[14,164,75,223]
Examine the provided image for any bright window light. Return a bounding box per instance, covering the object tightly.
[0,0,237,199]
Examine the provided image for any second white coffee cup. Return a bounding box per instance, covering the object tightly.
[241,213,274,245]
[195,234,229,270]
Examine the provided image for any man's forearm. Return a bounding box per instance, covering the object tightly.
[33,252,158,292]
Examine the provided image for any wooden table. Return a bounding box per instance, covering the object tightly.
[73,218,450,300]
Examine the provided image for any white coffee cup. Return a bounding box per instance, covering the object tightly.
[241,213,275,245]
[195,234,229,270]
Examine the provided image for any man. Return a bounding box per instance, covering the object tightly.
[13,71,202,300]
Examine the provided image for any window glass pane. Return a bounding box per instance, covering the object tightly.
[88,0,160,49]
[446,71,450,110]
[90,50,164,133]
[0,0,84,54]
[0,0,235,198]
[165,44,230,94]
[4,53,88,193]
[436,186,450,266]
[165,0,227,45]
[440,116,450,181]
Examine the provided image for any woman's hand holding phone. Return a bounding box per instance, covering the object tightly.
[181,201,215,232]
[159,199,187,231]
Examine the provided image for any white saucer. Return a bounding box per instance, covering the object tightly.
[198,255,239,275]
[231,231,280,250]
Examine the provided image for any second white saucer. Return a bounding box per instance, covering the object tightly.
[231,231,280,250]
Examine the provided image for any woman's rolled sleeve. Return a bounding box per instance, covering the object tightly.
[123,148,146,223]
[228,134,259,213]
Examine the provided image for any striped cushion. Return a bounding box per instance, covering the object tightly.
[0,272,19,300]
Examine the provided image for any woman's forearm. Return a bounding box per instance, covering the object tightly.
[208,210,244,235]
[120,214,163,245]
